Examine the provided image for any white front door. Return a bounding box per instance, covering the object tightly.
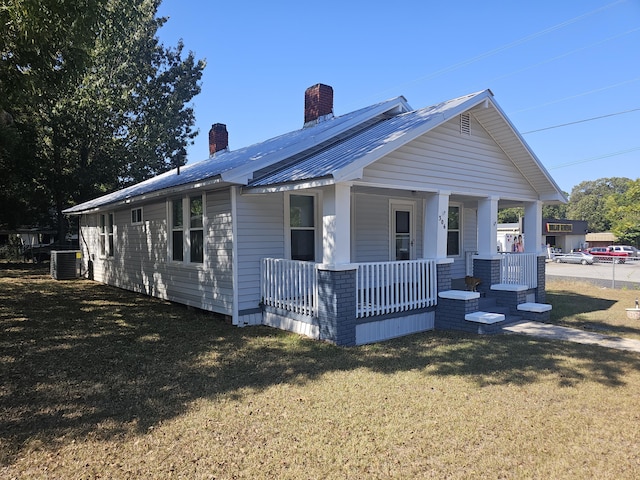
[391,202,415,261]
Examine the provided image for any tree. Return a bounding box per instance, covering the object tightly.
[0,0,205,238]
[566,178,632,232]
[498,207,523,224]
[1,0,109,228]
[542,197,568,220]
[608,179,640,247]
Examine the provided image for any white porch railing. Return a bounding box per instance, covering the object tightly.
[261,258,317,316]
[499,253,537,288]
[356,259,437,318]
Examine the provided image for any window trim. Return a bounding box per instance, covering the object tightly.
[99,212,115,258]
[168,194,206,265]
[285,191,321,262]
[389,199,416,261]
[131,207,143,225]
[447,204,462,258]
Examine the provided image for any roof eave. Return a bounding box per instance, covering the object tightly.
[63,175,226,215]
[474,97,567,203]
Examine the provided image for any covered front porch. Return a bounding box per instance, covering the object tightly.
[248,183,548,345]
[260,253,543,346]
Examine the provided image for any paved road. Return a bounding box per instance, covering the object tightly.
[546,257,640,287]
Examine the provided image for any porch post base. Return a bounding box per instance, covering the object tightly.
[317,266,357,346]
[472,257,501,296]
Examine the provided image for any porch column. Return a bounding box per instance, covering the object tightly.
[424,191,450,260]
[477,196,499,256]
[523,200,543,254]
[322,183,351,265]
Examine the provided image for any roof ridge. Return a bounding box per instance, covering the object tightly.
[249,111,397,185]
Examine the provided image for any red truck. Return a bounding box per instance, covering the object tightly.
[588,246,628,263]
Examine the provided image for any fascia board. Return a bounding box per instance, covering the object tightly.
[242,178,335,194]
[63,176,226,215]
[481,98,568,203]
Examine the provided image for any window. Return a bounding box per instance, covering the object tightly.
[131,207,143,225]
[99,213,114,257]
[172,199,184,261]
[170,194,204,264]
[189,195,203,263]
[288,194,316,261]
[447,206,460,256]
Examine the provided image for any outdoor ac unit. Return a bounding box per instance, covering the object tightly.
[50,250,81,280]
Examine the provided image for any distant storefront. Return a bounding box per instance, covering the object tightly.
[543,219,588,252]
[498,219,589,253]
[585,232,617,248]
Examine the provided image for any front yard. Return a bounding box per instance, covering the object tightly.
[1,263,640,478]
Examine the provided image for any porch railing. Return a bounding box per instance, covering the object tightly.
[499,253,537,289]
[261,258,317,316]
[356,259,437,318]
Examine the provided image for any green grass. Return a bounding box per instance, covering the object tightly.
[2,263,640,478]
[546,278,640,340]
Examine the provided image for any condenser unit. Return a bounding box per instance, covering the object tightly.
[50,250,82,280]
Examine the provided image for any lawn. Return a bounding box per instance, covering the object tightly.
[1,264,640,479]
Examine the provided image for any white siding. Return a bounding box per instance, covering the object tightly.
[355,311,435,345]
[353,193,389,262]
[451,206,478,279]
[235,192,285,313]
[362,116,539,200]
[353,192,424,263]
[79,189,234,316]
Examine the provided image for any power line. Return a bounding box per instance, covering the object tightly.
[522,107,640,134]
[347,0,627,109]
[488,26,640,85]
[512,77,640,114]
[548,146,640,169]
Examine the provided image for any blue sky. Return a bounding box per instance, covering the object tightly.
[156,0,640,194]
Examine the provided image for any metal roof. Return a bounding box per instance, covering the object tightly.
[63,89,566,214]
[63,96,411,214]
[248,91,487,187]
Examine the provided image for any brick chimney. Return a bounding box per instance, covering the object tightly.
[209,123,228,156]
[304,83,333,125]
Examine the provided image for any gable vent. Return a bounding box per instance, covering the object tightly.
[460,113,470,135]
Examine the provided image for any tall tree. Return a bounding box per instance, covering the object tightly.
[607,179,640,247]
[566,178,632,232]
[0,0,205,237]
[1,0,109,228]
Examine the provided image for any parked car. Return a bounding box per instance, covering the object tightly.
[588,246,627,263]
[554,252,594,265]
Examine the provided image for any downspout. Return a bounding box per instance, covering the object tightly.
[230,186,240,325]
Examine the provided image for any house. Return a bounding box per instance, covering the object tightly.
[63,84,566,345]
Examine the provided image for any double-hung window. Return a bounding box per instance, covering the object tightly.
[131,207,143,225]
[171,199,184,261]
[447,205,461,256]
[189,196,203,263]
[170,194,204,264]
[288,194,316,261]
[99,213,114,257]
